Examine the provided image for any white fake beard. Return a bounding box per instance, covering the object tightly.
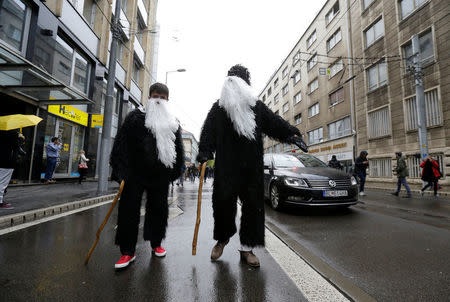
[219,76,257,140]
[144,98,179,168]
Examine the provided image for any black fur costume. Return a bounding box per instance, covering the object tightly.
[110,109,184,255]
[197,95,301,248]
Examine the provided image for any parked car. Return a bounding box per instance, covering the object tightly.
[263,153,358,210]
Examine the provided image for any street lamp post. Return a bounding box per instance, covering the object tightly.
[165,69,186,84]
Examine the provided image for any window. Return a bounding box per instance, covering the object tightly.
[268,87,272,96]
[368,107,390,138]
[369,158,392,177]
[262,95,266,102]
[293,52,301,65]
[136,20,145,45]
[294,71,301,84]
[327,29,342,52]
[132,58,141,83]
[308,127,323,144]
[400,0,427,20]
[274,93,279,104]
[274,110,279,116]
[0,0,30,52]
[329,87,344,106]
[267,101,272,108]
[308,79,319,94]
[329,59,343,78]
[328,116,351,139]
[282,84,289,96]
[307,54,317,70]
[407,154,444,179]
[308,103,319,117]
[363,0,374,9]
[404,88,441,131]
[367,61,387,91]
[282,102,289,113]
[117,41,125,63]
[54,35,91,94]
[403,29,434,67]
[326,2,339,25]
[274,78,279,88]
[307,30,317,48]
[82,0,96,27]
[365,18,384,47]
[294,91,302,104]
[282,66,288,78]
[295,113,302,125]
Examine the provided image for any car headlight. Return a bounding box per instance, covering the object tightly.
[284,177,308,188]
[351,176,357,185]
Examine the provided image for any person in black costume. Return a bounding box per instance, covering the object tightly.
[197,65,308,267]
[110,83,184,269]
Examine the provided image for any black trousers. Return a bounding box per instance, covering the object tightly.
[212,171,265,248]
[422,181,438,195]
[115,179,169,255]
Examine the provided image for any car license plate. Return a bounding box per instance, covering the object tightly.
[323,190,348,197]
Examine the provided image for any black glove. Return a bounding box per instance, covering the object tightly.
[288,135,308,153]
[196,151,211,164]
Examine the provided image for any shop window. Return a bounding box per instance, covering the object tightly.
[404,88,441,131]
[0,0,30,52]
[328,116,351,139]
[369,158,392,177]
[368,106,390,138]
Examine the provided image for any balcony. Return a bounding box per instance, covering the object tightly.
[134,38,145,65]
[137,0,148,26]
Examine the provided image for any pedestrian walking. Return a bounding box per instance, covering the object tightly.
[110,83,184,269]
[420,155,442,197]
[197,65,308,267]
[355,151,369,196]
[44,137,61,183]
[77,150,89,184]
[328,155,343,170]
[177,164,186,187]
[391,152,411,198]
[0,130,25,209]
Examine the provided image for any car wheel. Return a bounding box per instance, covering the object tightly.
[270,184,283,210]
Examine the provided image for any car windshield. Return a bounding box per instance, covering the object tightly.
[273,154,305,168]
[295,154,328,167]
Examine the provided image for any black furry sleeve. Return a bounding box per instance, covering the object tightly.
[197,102,218,162]
[110,110,139,182]
[170,126,185,182]
[258,101,300,142]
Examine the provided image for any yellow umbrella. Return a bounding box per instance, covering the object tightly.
[0,114,43,132]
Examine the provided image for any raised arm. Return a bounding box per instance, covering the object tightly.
[197,102,218,162]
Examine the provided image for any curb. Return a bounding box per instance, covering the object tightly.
[0,194,115,230]
[366,186,450,197]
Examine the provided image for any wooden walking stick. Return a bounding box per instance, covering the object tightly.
[84,180,125,265]
[192,163,207,255]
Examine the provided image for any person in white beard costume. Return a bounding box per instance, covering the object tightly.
[110,83,184,269]
[197,65,308,267]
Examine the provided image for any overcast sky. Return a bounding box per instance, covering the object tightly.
[156,0,326,140]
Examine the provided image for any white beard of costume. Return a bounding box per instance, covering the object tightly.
[219,76,257,140]
[144,98,179,168]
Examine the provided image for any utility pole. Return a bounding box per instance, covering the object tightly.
[411,34,428,160]
[98,0,122,192]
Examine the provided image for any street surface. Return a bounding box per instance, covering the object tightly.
[1,180,449,301]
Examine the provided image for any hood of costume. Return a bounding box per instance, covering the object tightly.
[219,76,257,140]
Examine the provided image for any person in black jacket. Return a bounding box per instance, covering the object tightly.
[0,130,25,209]
[110,83,184,269]
[197,65,308,267]
[328,155,343,170]
[354,151,369,196]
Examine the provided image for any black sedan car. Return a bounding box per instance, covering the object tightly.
[263,153,358,210]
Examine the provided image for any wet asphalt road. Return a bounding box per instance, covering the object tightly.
[265,199,450,302]
[0,181,305,302]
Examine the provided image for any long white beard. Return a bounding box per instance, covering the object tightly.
[144,98,179,168]
[219,76,257,140]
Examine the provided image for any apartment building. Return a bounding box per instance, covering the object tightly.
[260,0,355,171]
[0,0,158,181]
[350,0,449,187]
[182,129,199,165]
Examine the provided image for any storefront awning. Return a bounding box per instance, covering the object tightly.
[0,44,93,105]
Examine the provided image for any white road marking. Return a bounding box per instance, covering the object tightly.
[0,200,113,236]
[265,228,349,302]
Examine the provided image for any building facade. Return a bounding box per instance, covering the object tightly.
[182,129,198,166]
[350,0,449,188]
[0,0,158,181]
[260,0,449,187]
[260,0,356,172]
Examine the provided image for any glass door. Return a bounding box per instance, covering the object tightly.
[71,124,84,176]
[55,120,72,175]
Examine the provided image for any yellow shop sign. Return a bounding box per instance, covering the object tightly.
[91,114,104,128]
[48,105,88,126]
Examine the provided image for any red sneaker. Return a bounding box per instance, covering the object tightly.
[0,203,14,209]
[152,246,167,257]
[114,255,136,269]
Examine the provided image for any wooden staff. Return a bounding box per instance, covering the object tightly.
[84,180,125,265]
[192,163,207,255]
